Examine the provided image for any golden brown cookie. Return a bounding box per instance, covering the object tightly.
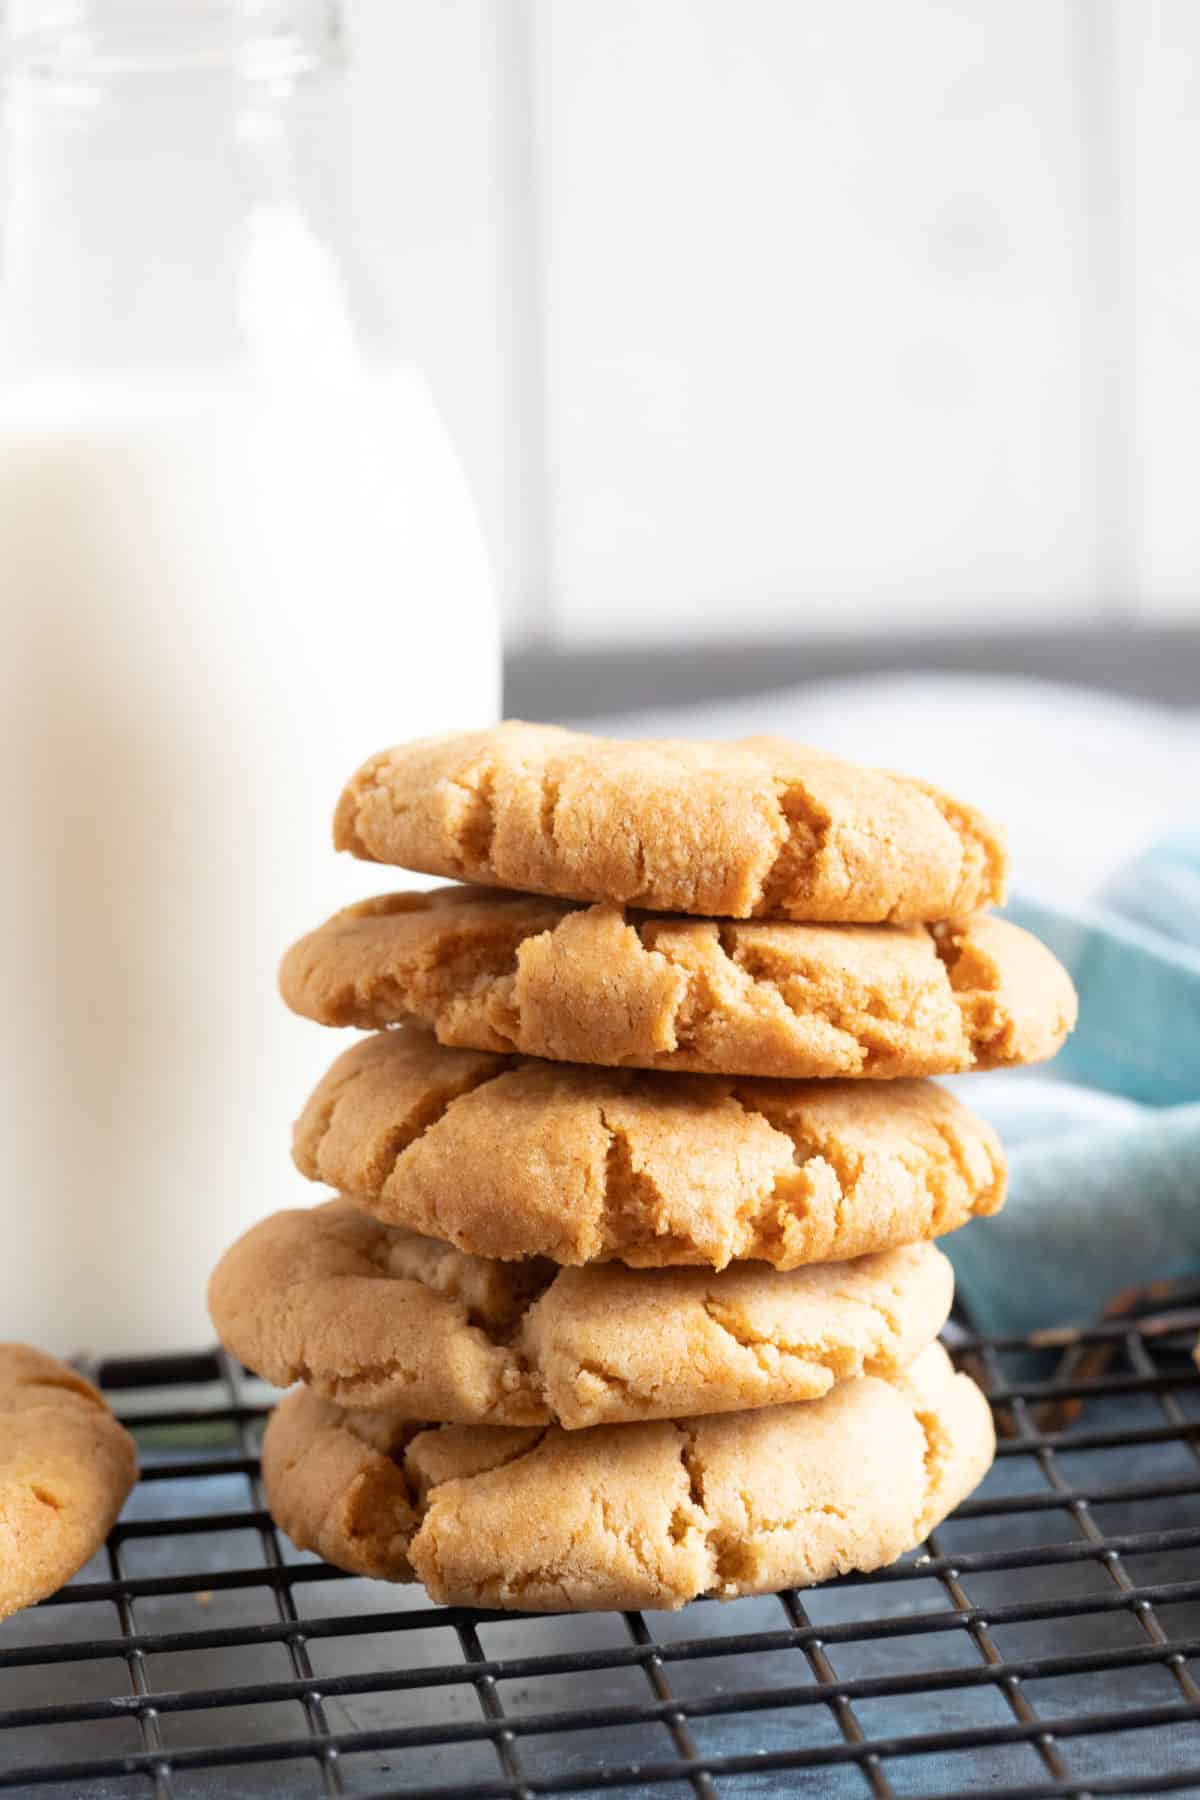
[210,1199,954,1427]
[281,888,1075,1078]
[0,1344,137,1622]
[261,1342,993,1611]
[333,722,1006,923]
[293,1028,1006,1270]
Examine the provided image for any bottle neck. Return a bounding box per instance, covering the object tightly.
[0,1,350,378]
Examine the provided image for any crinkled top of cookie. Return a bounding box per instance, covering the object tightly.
[0,1343,137,1621]
[293,1027,1006,1270]
[281,887,1075,1079]
[333,722,1007,922]
[209,1199,954,1428]
[261,1341,995,1611]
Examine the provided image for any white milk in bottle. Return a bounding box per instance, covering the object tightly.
[0,6,499,1352]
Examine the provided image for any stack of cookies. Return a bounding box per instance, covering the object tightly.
[210,722,1077,1612]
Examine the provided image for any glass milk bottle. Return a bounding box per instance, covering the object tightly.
[0,1,500,1354]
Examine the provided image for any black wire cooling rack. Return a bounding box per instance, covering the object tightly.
[4,1296,1200,1800]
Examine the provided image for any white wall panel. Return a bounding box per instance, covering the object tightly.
[1114,1,1200,618]
[345,0,542,634]
[530,0,1099,643]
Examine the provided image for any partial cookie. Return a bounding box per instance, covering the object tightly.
[210,1199,954,1427]
[0,1344,137,1622]
[293,1028,1006,1270]
[333,722,1006,923]
[281,888,1075,1078]
[262,1341,993,1611]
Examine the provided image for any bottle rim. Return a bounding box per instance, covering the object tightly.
[2,1,342,83]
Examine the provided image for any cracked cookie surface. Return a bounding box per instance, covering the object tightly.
[210,1199,954,1427]
[282,888,1075,1078]
[261,1342,993,1610]
[0,1344,137,1621]
[333,722,1007,923]
[293,1028,1006,1269]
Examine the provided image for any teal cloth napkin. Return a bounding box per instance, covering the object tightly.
[944,840,1200,1334]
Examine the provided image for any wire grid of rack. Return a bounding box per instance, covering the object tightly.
[3,1296,1200,1800]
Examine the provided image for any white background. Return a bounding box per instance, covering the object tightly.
[311,3,1200,644]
